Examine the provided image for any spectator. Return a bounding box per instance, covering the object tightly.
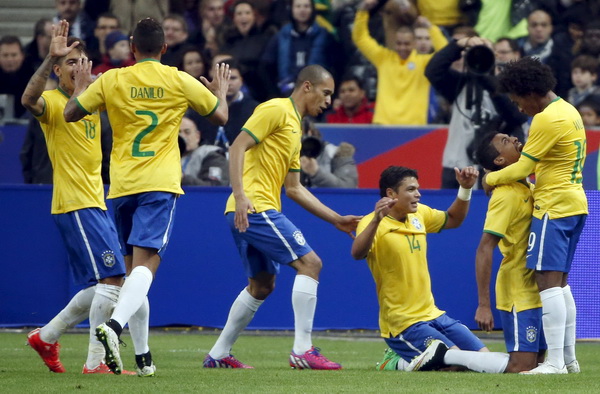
[178,46,209,80]
[576,96,600,129]
[474,0,528,42]
[92,31,136,75]
[53,0,94,43]
[0,35,35,119]
[519,9,554,63]
[162,14,193,66]
[413,0,465,35]
[190,0,228,57]
[300,119,358,188]
[187,58,258,147]
[326,74,373,124]
[110,0,169,34]
[493,37,520,73]
[24,18,53,71]
[220,0,274,101]
[568,55,600,107]
[88,12,120,66]
[20,113,53,184]
[415,26,433,54]
[180,116,229,186]
[264,0,334,96]
[425,35,528,189]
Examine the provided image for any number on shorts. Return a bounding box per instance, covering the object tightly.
[132,110,158,157]
[527,231,536,252]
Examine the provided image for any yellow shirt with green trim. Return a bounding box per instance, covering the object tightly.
[352,10,447,125]
[75,59,219,198]
[36,88,105,214]
[483,181,541,312]
[358,204,448,338]
[225,98,302,213]
[486,98,588,219]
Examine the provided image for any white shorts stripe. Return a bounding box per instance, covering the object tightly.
[158,197,177,254]
[399,334,422,354]
[74,210,100,280]
[512,307,519,352]
[261,211,298,261]
[535,214,549,271]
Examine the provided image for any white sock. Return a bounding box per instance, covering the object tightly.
[209,288,263,360]
[85,284,120,369]
[40,286,95,343]
[540,287,567,368]
[563,285,577,364]
[444,349,509,373]
[292,275,318,355]
[397,358,409,371]
[129,297,150,355]
[111,266,153,328]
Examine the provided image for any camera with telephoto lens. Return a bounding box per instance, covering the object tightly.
[465,45,495,75]
[301,136,323,158]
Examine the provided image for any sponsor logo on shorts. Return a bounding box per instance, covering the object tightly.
[526,326,538,343]
[101,250,116,267]
[411,217,423,230]
[293,230,306,246]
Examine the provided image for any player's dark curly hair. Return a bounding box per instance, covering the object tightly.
[497,57,556,97]
[132,18,164,55]
[474,132,502,172]
[379,166,418,197]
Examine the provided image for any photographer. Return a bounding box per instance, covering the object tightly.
[300,120,358,188]
[425,34,528,189]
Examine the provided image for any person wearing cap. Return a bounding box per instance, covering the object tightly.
[91,30,135,75]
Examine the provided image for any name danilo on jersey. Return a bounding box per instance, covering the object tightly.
[130,87,164,99]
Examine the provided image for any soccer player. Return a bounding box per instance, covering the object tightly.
[484,57,588,374]
[21,20,135,375]
[474,132,547,372]
[64,17,230,375]
[351,166,512,373]
[203,65,361,370]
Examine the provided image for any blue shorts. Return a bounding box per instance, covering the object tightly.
[499,307,547,353]
[112,192,177,258]
[226,210,313,278]
[526,214,586,272]
[384,314,485,363]
[53,208,126,286]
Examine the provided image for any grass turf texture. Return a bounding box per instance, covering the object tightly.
[2,331,600,393]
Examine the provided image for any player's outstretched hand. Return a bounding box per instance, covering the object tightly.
[200,63,231,100]
[73,57,94,95]
[374,197,396,222]
[334,215,363,239]
[234,194,255,232]
[49,20,79,59]
[454,166,479,189]
[475,305,494,332]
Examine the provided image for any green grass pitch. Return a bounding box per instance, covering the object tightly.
[2,330,599,393]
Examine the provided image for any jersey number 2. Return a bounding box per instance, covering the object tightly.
[133,110,158,157]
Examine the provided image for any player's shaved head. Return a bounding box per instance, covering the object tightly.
[294,65,332,88]
[132,18,165,55]
[379,166,419,197]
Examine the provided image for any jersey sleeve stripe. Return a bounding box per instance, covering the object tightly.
[74,97,92,115]
[204,98,219,117]
[242,127,260,143]
[33,97,46,117]
[438,211,448,232]
[521,152,539,162]
[289,168,301,172]
[483,229,505,238]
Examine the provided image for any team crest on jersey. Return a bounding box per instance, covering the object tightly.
[293,230,306,246]
[411,217,423,230]
[101,250,116,267]
[526,326,538,343]
[408,62,416,70]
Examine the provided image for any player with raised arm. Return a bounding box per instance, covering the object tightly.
[484,57,587,374]
[203,65,361,370]
[474,132,547,373]
[64,17,230,375]
[21,20,135,375]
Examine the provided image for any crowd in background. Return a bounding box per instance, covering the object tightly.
[3,0,600,188]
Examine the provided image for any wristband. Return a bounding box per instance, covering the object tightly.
[457,186,472,201]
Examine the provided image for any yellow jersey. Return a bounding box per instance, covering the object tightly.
[487,98,588,219]
[36,87,105,214]
[75,59,219,198]
[483,181,541,312]
[358,204,448,338]
[225,98,302,214]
